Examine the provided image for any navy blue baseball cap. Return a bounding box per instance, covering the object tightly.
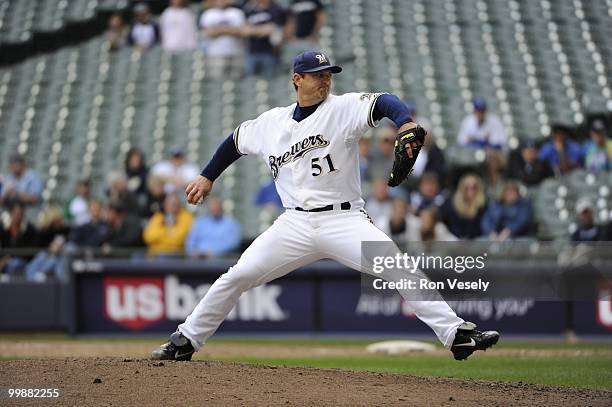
[521,138,538,149]
[472,97,487,110]
[293,51,342,74]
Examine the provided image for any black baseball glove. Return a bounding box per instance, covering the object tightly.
[387,125,426,187]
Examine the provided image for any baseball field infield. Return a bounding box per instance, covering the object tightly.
[1,335,611,406]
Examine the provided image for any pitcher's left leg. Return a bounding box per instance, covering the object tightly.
[318,210,464,348]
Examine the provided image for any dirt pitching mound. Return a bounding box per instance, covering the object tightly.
[1,358,610,406]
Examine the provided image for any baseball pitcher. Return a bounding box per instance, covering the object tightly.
[151,51,499,362]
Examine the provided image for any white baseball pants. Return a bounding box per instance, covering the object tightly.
[179,209,464,350]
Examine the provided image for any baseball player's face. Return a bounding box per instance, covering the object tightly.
[475,108,486,123]
[296,70,332,103]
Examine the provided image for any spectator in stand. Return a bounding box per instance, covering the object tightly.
[284,0,325,51]
[103,203,144,249]
[0,154,43,208]
[160,0,198,52]
[255,179,282,210]
[375,198,417,251]
[0,202,38,276]
[539,124,583,175]
[505,139,553,186]
[458,98,507,149]
[107,171,140,216]
[199,0,246,80]
[440,173,487,240]
[409,172,447,215]
[143,193,193,256]
[34,206,70,248]
[150,146,199,195]
[376,200,457,250]
[365,177,394,226]
[124,147,149,214]
[458,98,507,185]
[145,174,167,217]
[255,179,283,225]
[583,119,611,174]
[66,178,91,226]
[408,207,458,243]
[69,199,109,248]
[414,133,446,183]
[186,196,241,258]
[128,3,160,51]
[407,107,445,183]
[242,0,287,79]
[24,206,70,282]
[358,136,372,183]
[564,197,606,344]
[481,180,534,241]
[0,203,36,245]
[570,199,606,242]
[368,127,396,179]
[106,12,127,51]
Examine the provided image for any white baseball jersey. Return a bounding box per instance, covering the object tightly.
[233,92,382,209]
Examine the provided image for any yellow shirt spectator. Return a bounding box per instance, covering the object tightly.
[143,194,193,255]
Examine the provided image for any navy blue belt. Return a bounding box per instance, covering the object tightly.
[292,201,351,212]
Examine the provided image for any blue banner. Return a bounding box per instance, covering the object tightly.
[72,262,612,335]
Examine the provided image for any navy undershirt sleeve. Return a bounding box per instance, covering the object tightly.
[372,93,413,128]
[200,133,242,181]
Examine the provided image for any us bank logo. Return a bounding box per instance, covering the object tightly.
[104,276,287,330]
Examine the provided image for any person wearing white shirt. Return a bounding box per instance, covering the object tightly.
[160,0,198,52]
[458,98,506,148]
[128,3,160,50]
[67,179,91,226]
[457,98,507,185]
[151,147,199,194]
[199,0,246,79]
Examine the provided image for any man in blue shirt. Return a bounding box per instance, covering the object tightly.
[0,155,43,208]
[185,196,241,258]
[538,125,583,174]
[583,119,611,174]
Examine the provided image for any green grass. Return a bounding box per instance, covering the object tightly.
[1,334,611,354]
[1,335,611,390]
[211,337,612,351]
[1,334,611,350]
[216,354,612,391]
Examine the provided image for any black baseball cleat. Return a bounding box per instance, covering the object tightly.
[451,321,500,361]
[151,331,195,361]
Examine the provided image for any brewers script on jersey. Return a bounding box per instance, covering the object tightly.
[152,51,499,362]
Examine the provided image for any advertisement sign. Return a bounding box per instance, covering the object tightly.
[321,280,611,334]
[76,274,315,333]
[72,263,612,335]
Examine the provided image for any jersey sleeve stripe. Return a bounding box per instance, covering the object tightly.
[233,125,246,156]
[367,93,383,128]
